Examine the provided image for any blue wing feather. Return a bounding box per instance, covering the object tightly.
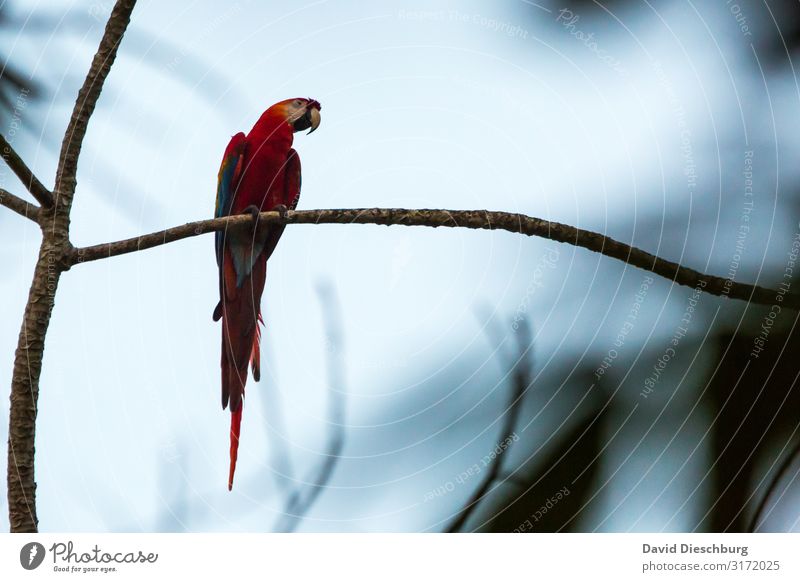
[215,132,247,267]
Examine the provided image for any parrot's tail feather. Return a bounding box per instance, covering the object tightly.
[219,251,266,490]
[228,407,243,491]
[251,312,263,382]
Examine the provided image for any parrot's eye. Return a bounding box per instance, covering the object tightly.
[293,99,303,107]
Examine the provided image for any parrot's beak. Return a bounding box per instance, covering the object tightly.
[307,107,321,134]
[291,101,321,134]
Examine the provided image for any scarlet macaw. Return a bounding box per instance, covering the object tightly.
[213,98,321,490]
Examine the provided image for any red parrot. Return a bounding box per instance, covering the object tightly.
[213,98,321,490]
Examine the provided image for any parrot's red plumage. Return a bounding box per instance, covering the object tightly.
[214,98,321,490]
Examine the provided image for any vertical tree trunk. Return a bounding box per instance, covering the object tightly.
[7,246,63,532]
[7,201,70,532]
[5,0,136,532]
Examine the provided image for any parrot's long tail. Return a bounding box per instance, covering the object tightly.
[219,251,267,491]
[224,314,262,491]
[228,407,243,491]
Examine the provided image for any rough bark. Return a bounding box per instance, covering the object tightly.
[6,0,136,532]
[7,242,61,531]
[0,134,52,208]
[69,207,799,309]
[0,188,39,221]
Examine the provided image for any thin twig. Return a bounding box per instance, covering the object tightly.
[0,134,52,208]
[446,319,532,532]
[275,283,347,532]
[68,207,799,309]
[748,437,800,532]
[0,188,39,221]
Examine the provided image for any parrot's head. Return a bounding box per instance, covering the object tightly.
[269,98,322,134]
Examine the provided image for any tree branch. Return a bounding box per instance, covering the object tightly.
[69,207,800,309]
[52,0,135,213]
[0,134,52,208]
[447,318,531,532]
[0,188,39,221]
[7,0,136,533]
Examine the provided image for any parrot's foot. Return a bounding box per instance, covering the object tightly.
[241,205,261,234]
[273,204,288,221]
[241,204,261,222]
